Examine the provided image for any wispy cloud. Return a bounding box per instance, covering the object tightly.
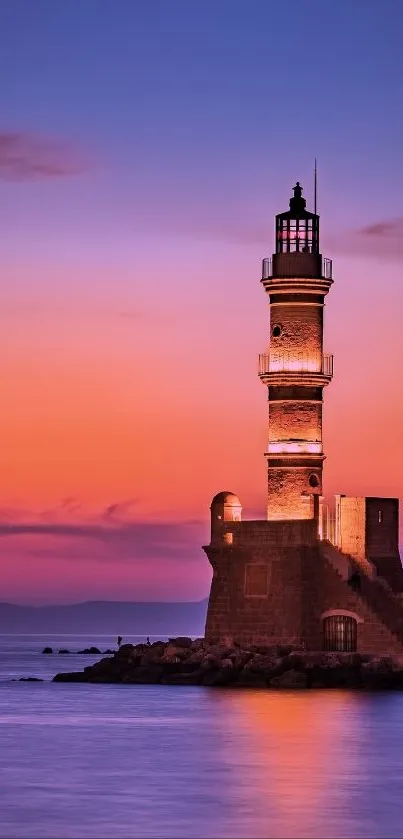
[0,131,89,180]
[356,218,403,257]
[328,217,403,260]
[0,500,206,565]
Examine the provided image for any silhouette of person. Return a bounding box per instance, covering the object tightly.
[146,636,151,645]
[117,635,122,648]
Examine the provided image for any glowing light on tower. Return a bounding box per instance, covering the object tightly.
[258,182,333,521]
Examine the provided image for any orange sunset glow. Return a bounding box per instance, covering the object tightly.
[1,1,403,605]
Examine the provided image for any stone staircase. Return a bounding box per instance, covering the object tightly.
[321,540,403,649]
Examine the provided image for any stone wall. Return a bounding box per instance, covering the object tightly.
[204,526,403,654]
[268,400,322,442]
[337,496,366,557]
[335,495,403,592]
[211,517,317,547]
[270,301,323,358]
[204,542,308,646]
[365,498,403,591]
[267,464,323,520]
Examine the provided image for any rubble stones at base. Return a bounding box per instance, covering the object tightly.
[52,638,403,690]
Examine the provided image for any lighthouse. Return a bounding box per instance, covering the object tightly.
[258,182,333,521]
[203,179,403,654]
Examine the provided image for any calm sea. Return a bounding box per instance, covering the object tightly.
[1,634,403,838]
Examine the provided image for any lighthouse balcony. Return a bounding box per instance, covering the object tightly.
[262,255,333,281]
[258,352,333,385]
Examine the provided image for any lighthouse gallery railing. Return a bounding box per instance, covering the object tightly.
[258,352,333,377]
[261,256,333,280]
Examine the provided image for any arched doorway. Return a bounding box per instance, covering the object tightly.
[323,614,357,652]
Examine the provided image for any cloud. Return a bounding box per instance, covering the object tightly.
[328,217,403,260]
[357,218,403,256]
[102,500,141,521]
[0,132,88,180]
[0,501,207,565]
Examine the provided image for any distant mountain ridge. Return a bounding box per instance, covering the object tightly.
[0,600,208,635]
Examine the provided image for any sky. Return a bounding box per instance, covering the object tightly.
[0,0,403,604]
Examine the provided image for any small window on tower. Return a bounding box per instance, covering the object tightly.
[378,510,383,524]
[309,474,319,489]
[272,324,282,338]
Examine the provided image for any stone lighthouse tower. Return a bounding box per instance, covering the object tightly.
[258,182,333,521]
[203,178,403,654]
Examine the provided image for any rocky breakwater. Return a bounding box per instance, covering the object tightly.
[53,638,403,689]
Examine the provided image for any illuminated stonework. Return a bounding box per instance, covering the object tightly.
[268,441,323,455]
[259,182,333,520]
[203,181,403,654]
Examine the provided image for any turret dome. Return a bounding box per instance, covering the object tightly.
[211,491,241,506]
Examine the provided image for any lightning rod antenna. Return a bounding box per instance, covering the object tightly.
[314,158,317,215]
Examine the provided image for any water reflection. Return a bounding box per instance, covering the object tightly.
[209,690,403,838]
[2,676,403,838]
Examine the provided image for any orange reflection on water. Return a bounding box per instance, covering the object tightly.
[210,689,364,838]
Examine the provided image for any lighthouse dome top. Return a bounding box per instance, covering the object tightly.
[289,181,307,215]
[275,181,319,255]
[277,182,316,220]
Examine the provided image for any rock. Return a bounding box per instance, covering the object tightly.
[116,644,135,655]
[42,647,53,654]
[121,666,163,685]
[249,644,274,656]
[282,652,306,671]
[187,649,207,664]
[270,669,308,689]
[228,650,254,668]
[363,656,394,673]
[160,644,190,662]
[53,671,87,682]
[235,673,268,687]
[140,646,165,666]
[207,643,238,660]
[168,636,193,648]
[102,649,114,655]
[360,656,403,689]
[58,649,70,654]
[50,640,403,691]
[200,654,222,670]
[243,654,279,675]
[77,647,101,655]
[277,645,295,657]
[161,671,201,685]
[189,638,206,652]
[200,668,236,687]
[19,677,43,681]
[320,652,342,668]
